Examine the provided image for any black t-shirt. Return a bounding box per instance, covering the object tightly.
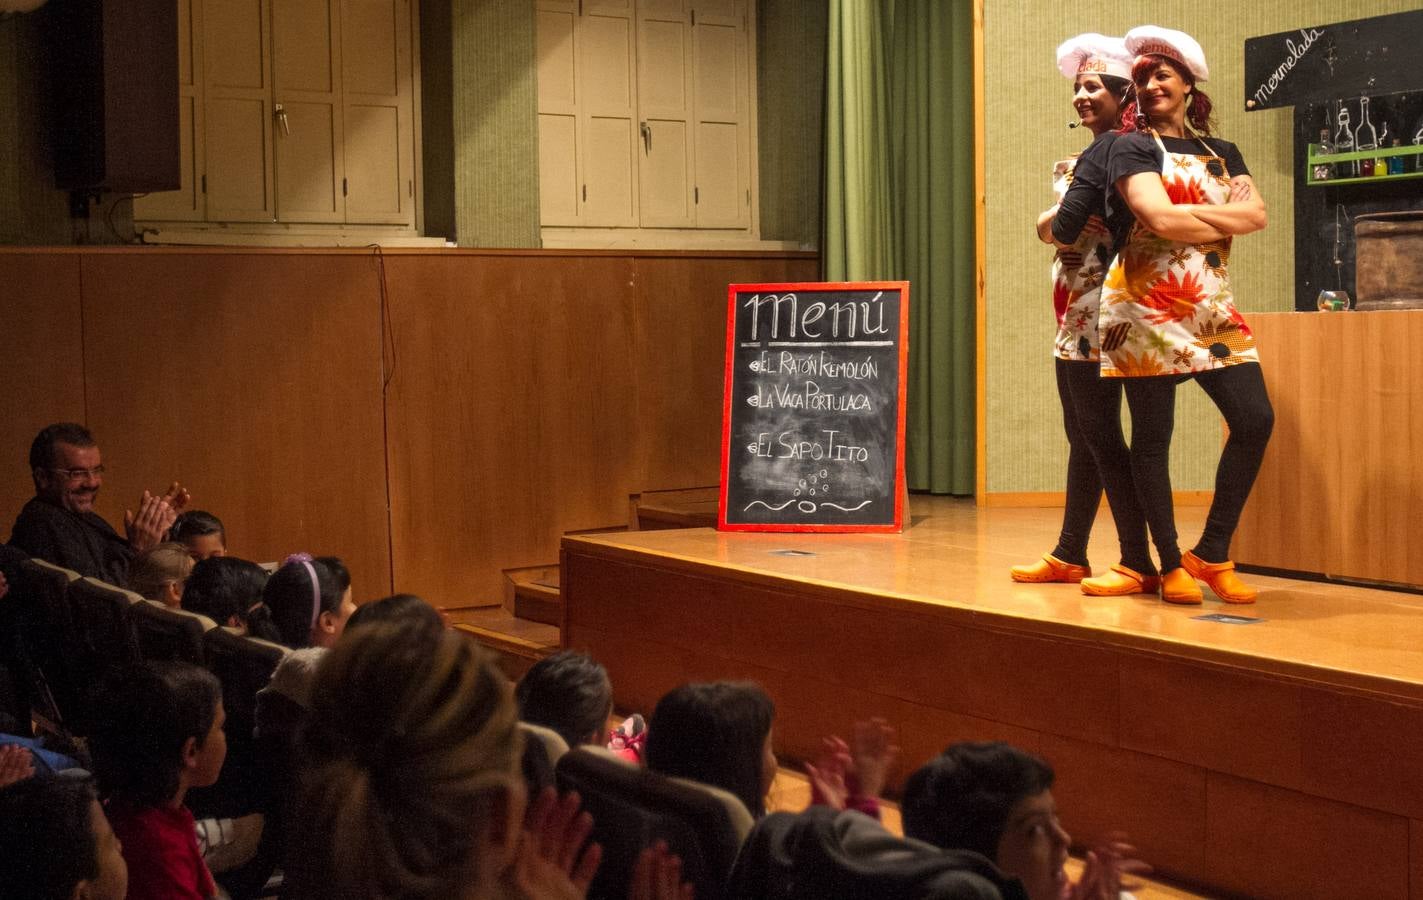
[1051,132,1133,253]
[1106,131,1250,236]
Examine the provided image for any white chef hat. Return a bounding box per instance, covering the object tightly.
[1124,25,1209,82]
[1055,33,1133,81]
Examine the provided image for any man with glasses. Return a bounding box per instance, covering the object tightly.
[9,423,188,587]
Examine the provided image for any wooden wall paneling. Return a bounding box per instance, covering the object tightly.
[631,254,817,491]
[0,253,86,540]
[1205,772,1410,900]
[383,253,639,605]
[1300,689,1423,820]
[1412,819,1423,900]
[1118,654,1304,790]
[78,251,392,599]
[1038,733,1209,882]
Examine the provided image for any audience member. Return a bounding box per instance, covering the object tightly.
[129,541,196,608]
[261,553,354,650]
[90,662,227,900]
[344,591,445,634]
[902,741,1147,900]
[170,510,227,561]
[645,681,777,819]
[804,717,900,820]
[516,651,614,750]
[182,556,276,639]
[10,422,190,586]
[0,774,129,900]
[288,617,602,900]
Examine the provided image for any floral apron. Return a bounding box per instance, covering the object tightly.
[1097,130,1258,377]
[1050,156,1114,362]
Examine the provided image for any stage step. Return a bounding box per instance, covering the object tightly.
[450,608,559,681]
[632,485,719,530]
[504,565,562,626]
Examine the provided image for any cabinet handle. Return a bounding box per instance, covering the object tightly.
[274,103,290,137]
[640,121,652,154]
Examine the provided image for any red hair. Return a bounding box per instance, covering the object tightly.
[1117,54,1213,135]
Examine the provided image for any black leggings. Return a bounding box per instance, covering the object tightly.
[1053,359,1152,572]
[1124,362,1274,571]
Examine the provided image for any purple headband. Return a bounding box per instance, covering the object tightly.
[283,552,322,632]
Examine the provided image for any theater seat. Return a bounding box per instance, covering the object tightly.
[555,747,753,900]
[130,599,216,666]
[63,578,143,733]
[17,559,84,733]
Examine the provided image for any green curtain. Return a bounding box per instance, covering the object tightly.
[823,0,976,495]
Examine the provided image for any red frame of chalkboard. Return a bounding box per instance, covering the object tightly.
[717,281,910,533]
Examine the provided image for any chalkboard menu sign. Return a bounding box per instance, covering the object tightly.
[718,282,909,533]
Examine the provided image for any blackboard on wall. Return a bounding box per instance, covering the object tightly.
[718,282,909,533]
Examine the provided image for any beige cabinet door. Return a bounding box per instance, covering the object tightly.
[578,5,638,226]
[135,0,206,221]
[341,0,415,226]
[204,0,276,222]
[537,1,580,226]
[636,0,693,227]
[272,0,344,223]
[692,1,749,228]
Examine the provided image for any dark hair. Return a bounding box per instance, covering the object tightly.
[645,681,774,818]
[182,556,270,629]
[170,509,225,544]
[901,741,1056,861]
[0,775,103,900]
[29,422,95,471]
[515,651,613,749]
[1119,54,1213,135]
[346,592,443,634]
[262,556,351,649]
[91,662,223,806]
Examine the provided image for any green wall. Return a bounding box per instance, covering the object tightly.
[983,0,1421,493]
[757,0,827,247]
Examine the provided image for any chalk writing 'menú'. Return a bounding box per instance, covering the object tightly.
[742,291,890,341]
[1252,28,1325,107]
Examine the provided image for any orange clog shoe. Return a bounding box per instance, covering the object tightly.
[1182,550,1257,604]
[1010,554,1090,584]
[1160,566,1204,605]
[1081,564,1161,596]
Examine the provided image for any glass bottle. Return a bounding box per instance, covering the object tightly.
[1355,96,1378,177]
[1334,102,1355,177]
[1375,122,1390,176]
[1388,138,1406,175]
[1313,127,1333,181]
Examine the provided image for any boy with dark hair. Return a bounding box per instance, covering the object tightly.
[169,510,227,561]
[90,662,227,900]
[902,741,1147,900]
[516,650,614,749]
[0,774,129,900]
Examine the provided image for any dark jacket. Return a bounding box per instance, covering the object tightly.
[727,807,1028,900]
[9,496,134,586]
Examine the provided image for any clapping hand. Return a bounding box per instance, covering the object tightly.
[0,744,35,789]
[123,481,189,553]
[805,736,852,810]
[513,788,602,900]
[1069,835,1151,900]
[629,841,695,900]
[847,717,899,800]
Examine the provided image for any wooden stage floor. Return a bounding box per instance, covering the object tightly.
[561,496,1423,900]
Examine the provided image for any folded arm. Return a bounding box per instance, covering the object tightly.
[1187,175,1268,235]
[1117,173,1227,244]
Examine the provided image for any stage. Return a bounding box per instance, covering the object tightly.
[562,496,1423,900]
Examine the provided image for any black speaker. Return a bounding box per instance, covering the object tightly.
[44,0,180,193]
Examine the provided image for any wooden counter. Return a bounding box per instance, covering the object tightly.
[1233,310,1423,588]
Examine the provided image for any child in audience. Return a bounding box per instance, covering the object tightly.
[516,650,614,750]
[288,616,604,900]
[261,553,355,650]
[129,541,196,608]
[902,741,1148,900]
[645,681,778,818]
[181,556,276,640]
[90,662,227,900]
[0,774,129,900]
[344,591,445,634]
[170,510,227,561]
